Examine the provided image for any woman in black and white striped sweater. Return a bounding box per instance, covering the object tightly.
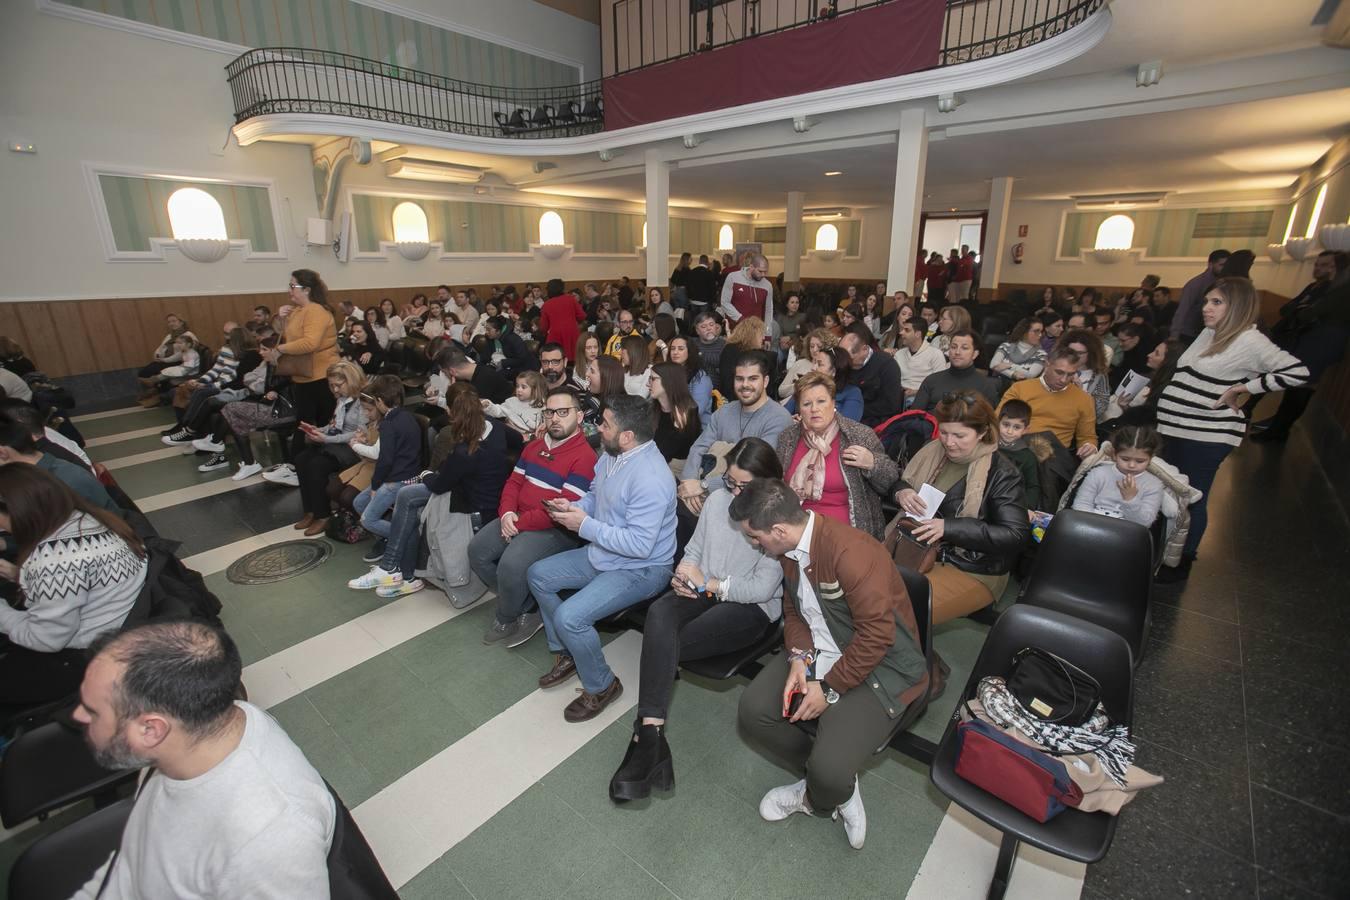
[1155,277,1308,581]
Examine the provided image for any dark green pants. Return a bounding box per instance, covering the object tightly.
[737,653,901,812]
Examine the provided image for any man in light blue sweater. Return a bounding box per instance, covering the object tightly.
[527,394,676,723]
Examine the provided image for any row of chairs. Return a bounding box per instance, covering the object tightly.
[928,509,1152,899]
[493,98,603,136]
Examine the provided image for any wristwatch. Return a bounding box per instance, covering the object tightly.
[821,682,841,705]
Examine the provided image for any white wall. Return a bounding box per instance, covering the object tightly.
[0,1,609,303]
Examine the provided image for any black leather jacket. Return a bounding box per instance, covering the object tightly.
[901,452,1030,576]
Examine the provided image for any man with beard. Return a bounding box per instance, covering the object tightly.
[678,352,793,515]
[719,253,774,344]
[537,342,569,391]
[470,387,596,649]
[71,621,335,898]
[526,394,676,722]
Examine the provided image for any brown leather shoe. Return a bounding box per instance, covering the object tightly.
[304,517,329,537]
[564,677,623,723]
[538,654,576,688]
[293,513,315,531]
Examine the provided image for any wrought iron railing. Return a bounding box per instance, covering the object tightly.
[609,0,1106,76]
[224,48,604,139]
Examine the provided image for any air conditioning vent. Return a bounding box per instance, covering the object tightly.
[1072,192,1169,210]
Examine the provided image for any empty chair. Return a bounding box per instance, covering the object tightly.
[1019,509,1152,659]
[530,104,555,127]
[579,97,603,120]
[0,720,138,830]
[554,101,579,124]
[930,605,1135,900]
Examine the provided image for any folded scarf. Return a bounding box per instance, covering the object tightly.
[902,438,995,520]
[788,417,841,503]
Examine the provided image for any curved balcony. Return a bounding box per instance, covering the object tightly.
[224,48,605,140]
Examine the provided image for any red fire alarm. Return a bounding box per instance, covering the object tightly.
[1017,225,1028,237]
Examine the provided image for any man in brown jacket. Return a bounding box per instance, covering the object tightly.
[732,479,927,849]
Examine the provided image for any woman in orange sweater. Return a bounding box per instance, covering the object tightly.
[261,269,340,455]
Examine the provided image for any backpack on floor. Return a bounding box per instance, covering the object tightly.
[327,509,365,544]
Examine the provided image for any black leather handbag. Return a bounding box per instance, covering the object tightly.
[1006,647,1102,726]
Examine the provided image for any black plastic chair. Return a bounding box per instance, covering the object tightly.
[1019,509,1153,660]
[554,101,579,125]
[929,605,1135,900]
[8,795,133,900]
[680,618,783,681]
[579,97,603,120]
[9,780,395,900]
[530,104,556,127]
[0,721,138,830]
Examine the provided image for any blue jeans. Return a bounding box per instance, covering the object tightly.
[380,483,431,577]
[526,548,671,694]
[354,482,404,539]
[1162,436,1233,558]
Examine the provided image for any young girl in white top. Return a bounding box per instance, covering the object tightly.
[153,336,201,381]
[483,371,545,436]
[1071,426,1166,527]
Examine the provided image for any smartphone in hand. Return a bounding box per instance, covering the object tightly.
[784,690,805,719]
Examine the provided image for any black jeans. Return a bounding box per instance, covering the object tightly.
[295,444,357,518]
[290,379,337,456]
[637,590,771,720]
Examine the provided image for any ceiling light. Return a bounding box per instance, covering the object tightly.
[385,159,485,184]
[824,171,843,176]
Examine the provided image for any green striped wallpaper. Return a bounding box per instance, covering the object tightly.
[354,195,753,256]
[98,174,278,253]
[1059,206,1290,258]
[760,220,862,258]
[55,0,579,88]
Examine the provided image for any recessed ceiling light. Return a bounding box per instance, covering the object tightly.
[824,171,843,176]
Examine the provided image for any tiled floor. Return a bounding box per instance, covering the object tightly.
[2,399,1346,898]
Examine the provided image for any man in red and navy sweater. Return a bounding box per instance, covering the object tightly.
[468,387,597,648]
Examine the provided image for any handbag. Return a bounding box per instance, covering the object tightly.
[271,392,296,420]
[953,713,1083,822]
[883,513,939,574]
[274,352,308,378]
[1006,647,1102,727]
[326,509,365,544]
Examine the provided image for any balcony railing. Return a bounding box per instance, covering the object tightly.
[609,0,1106,76]
[224,48,604,140]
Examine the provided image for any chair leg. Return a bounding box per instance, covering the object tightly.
[888,731,938,765]
[987,832,1019,900]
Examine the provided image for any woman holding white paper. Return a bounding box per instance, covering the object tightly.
[892,392,1030,624]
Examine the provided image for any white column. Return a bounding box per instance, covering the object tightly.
[783,190,805,285]
[886,106,928,300]
[644,149,670,288]
[984,176,1015,296]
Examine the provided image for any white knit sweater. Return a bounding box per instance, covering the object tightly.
[1157,326,1309,446]
[0,512,147,652]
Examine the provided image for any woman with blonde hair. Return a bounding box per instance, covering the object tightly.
[285,360,371,534]
[778,327,834,400]
[1154,277,1309,581]
[933,305,972,357]
[717,316,770,398]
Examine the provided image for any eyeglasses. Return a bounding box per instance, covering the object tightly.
[541,407,578,419]
[288,282,301,289]
[723,472,752,493]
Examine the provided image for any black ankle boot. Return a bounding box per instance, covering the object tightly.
[609,722,674,803]
[1155,555,1194,584]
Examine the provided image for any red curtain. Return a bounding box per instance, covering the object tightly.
[602,0,946,131]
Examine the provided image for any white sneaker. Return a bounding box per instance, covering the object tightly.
[262,464,299,487]
[759,779,810,822]
[232,462,262,481]
[832,779,867,849]
[192,436,225,453]
[376,578,423,599]
[348,567,401,591]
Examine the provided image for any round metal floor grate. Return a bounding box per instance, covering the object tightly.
[226,540,333,585]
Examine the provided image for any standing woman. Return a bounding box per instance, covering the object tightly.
[620,334,653,398]
[262,270,340,457]
[0,464,148,718]
[648,362,702,470]
[669,252,692,309]
[1155,277,1308,582]
[668,335,713,420]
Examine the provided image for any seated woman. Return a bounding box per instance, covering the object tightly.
[620,334,653,398]
[1101,339,1180,429]
[0,464,148,720]
[776,372,898,540]
[276,361,369,533]
[365,306,392,350]
[608,437,784,802]
[573,333,602,392]
[1056,328,1111,420]
[136,313,198,403]
[990,317,1047,383]
[341,322,387,374]
[892,392,1029,624]
[667,335,712,420]
[932,305,972,357]
[379,298,406,342]
[783,346,863,423]
[649,362,701,473]
[138,334,203,407]
[718,317,770,399]
[347,383,514,599]
[0,337,36,377]
[879,302,916,353]
[779,327,833,400]
[580,354,626,440]
[647,313,678,364]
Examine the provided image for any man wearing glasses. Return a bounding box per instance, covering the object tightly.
[468,388,597,649]
[605,310,638,358]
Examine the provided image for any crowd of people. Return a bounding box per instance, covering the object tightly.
[0,241,1341,893]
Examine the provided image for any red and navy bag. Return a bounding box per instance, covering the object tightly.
[953,716,1083,822]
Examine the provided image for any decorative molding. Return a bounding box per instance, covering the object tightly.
[81,162,289,263]
[233,7,1115,156]
[1051,206,1289,264]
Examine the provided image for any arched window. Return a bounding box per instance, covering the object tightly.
[717,224,733,251]
[814,223,840,252]
[167,188,227,241]
[539,211,565,245]
[1094,214,1135,251]
[392,202,429,243]
[641,221,648,248]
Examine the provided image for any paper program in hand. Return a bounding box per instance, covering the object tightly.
[906,483,946,522]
